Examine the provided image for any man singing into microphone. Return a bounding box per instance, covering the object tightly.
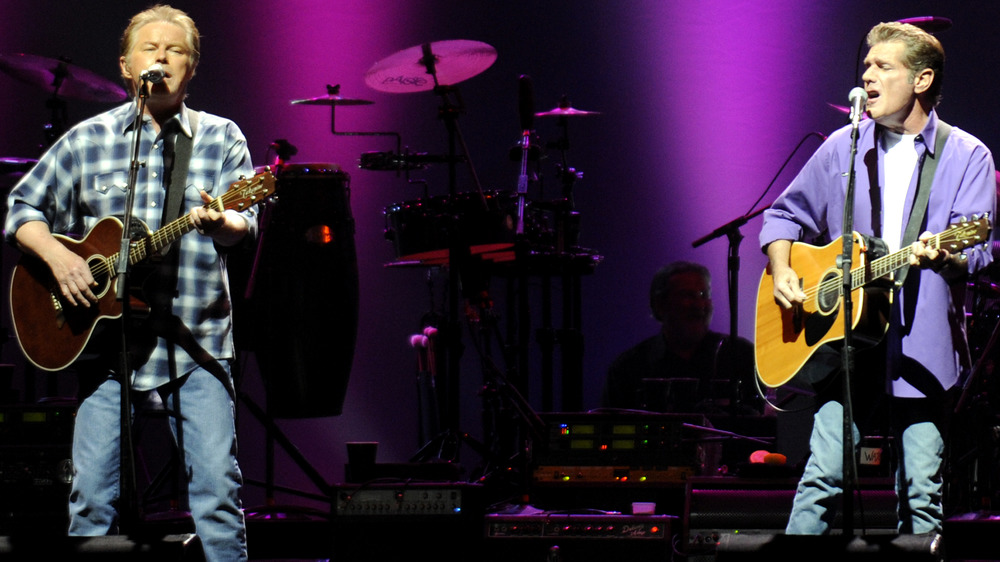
[760,22,995,535]
[5,5,252,560]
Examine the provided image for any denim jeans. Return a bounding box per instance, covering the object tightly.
[785,399,944,534]
[69,366,247,562]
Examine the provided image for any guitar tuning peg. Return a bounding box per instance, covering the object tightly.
[238,174,246,181]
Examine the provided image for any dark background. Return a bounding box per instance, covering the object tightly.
[1,0,998,513]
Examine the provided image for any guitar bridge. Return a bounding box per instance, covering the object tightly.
[50,291,66,329]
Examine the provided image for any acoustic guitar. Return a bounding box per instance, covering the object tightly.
[9,171,276,371]
[754,216,991,388]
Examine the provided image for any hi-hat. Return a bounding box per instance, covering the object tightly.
[364,39,497,93]
[535,105,600,118]
[291,84,373,106]
[0,53,127,103]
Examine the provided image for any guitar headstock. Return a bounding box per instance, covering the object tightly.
[222,171,277,212]
[942,214,992,253]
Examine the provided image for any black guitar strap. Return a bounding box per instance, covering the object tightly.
[163,111,199,225]
[894,119,951,287]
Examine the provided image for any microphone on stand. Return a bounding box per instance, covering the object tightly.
[139,64,165,83]
[848,87,868,128]
[516,75,534,235]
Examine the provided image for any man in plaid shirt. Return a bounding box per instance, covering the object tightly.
[5,6,254,561]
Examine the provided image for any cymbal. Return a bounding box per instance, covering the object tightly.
[291,94,373,106]
[364,39,497,93]
[291,84,373,106]
[535,106,600,118]
[0,157,37,174]
[0,53,127,103]
[897,16,952,33]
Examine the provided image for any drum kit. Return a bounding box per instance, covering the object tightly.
[283,39,603,277]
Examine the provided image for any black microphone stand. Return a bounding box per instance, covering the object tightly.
[692,207,767,347]
[115,78,153,534]
[838,106,864,535]
[691,130,827,375]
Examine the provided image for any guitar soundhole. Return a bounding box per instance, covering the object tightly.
[816,271,842,314]
[88,256,112,299]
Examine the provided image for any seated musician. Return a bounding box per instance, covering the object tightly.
[601,261,763,416]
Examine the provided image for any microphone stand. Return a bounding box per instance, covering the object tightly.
[692,207,768,346]
[115,77,155,533]
[838,107,864,535]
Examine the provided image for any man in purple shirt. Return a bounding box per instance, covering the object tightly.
[760,22,995,535]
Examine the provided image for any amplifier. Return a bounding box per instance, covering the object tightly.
[332,483,485,561]
[535,411,708,469]
[486,512,674,539]
[334,482,483,517]
[483,513,676,562]
[531,464,696,485]
[0,402,75,446]
[0,402,75,534]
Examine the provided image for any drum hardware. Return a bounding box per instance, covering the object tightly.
[364,40,499,470]
[515,75,535,236]
[290,83,410,179]
[0,53,128,147]
[290,83,374,107]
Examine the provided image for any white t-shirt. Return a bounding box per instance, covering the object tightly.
[881,130,920,253]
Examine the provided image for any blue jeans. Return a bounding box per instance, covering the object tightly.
[69,366,247,562]
[786,400,944,534]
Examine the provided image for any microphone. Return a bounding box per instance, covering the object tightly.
[140,64,166,83]
[518,74,535,132]
[848,87,867,127]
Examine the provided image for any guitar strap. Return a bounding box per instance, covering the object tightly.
[163,110,199,225]
[894,119,951,287]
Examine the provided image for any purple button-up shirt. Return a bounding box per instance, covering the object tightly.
[760,110,995,397]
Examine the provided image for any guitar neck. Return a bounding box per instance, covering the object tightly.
[107,196,225,274]
[852,228,968,289]
[852,243,917,288]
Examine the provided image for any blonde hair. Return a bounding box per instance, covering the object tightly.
[118,5,200,96]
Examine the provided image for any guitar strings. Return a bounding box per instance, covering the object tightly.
[798,229,965,303]
[84,179,259,280]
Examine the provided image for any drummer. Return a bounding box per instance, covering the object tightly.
[601,261,763,415]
